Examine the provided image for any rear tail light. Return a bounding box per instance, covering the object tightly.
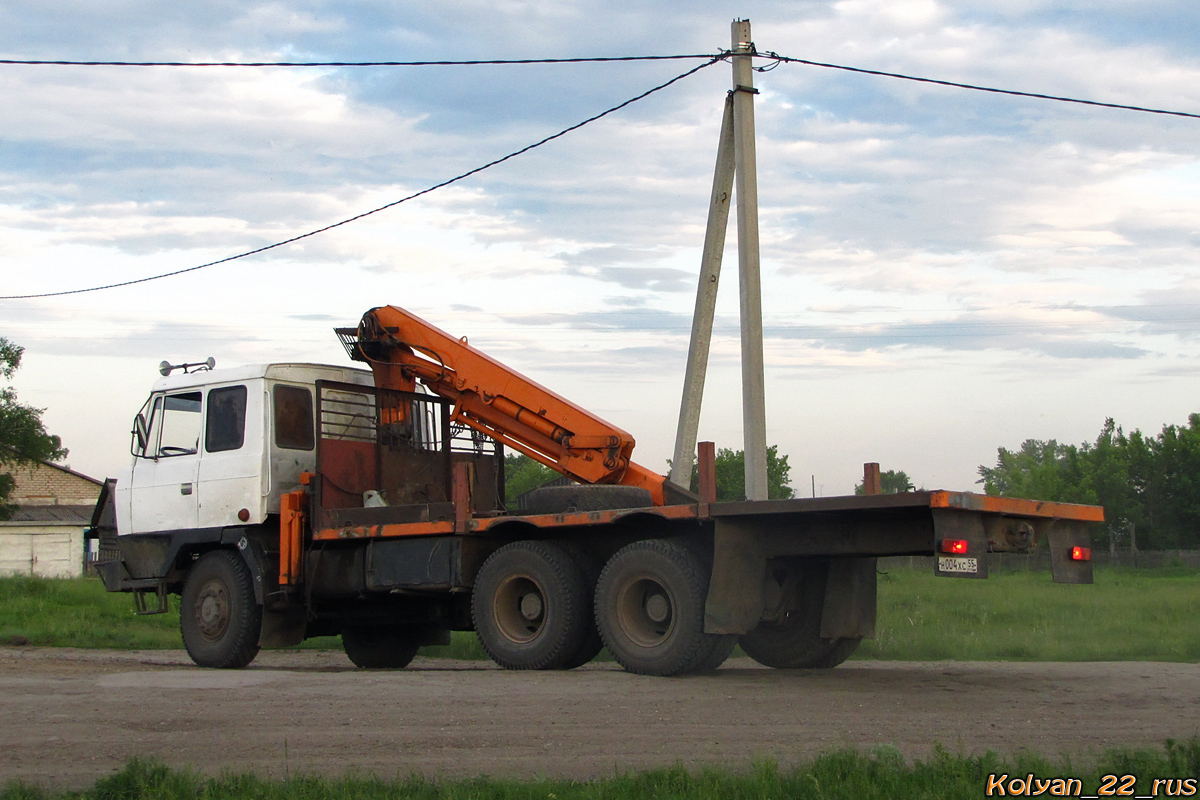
[1071,546,1091,561]
[940,539,969,554]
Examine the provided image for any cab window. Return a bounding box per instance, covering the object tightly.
[205,385,247,453]
[274,385,314,451]
[153,392,202,457]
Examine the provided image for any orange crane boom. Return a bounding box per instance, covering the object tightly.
[339,306,671,505]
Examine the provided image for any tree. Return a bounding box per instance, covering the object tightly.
[509,445,796,505]
[1140,414,1200,549]
[675,445,794,501]
[0,338,67,519]
[977,415,1200,551]
[854,469,916,495]
[977,439,1093,503]
[502,452,559,506]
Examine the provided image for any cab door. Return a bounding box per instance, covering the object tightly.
[130,391,202,533]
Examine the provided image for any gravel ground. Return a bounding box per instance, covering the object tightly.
[1,646,1197,790]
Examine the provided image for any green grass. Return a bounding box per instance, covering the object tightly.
[3,739,1197,799]
[0,575,182,649]
[1,564,1196,661]
[857,564,1200,662]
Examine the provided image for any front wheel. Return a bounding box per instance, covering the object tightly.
[180,550,262,669]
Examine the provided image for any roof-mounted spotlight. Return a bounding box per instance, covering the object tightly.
[159,357,216,377]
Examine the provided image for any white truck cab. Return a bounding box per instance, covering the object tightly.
[115,363,372,536]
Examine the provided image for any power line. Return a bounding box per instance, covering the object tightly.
[4,47,1200,301]
[763,52,1200,120]
[0,56,725,301]
[0,54,723,67]
[5,46,1198,120]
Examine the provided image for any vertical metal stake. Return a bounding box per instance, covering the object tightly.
[670,94,736,489]
[731,19,769,501]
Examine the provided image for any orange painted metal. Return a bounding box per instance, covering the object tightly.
[928,491,1105,522]
[311,503,700,542]
[308,489,1102,545]
[349,306,667,505]
[278,490,306,585]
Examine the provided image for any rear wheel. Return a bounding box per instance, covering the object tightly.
[740,623,861,669]
[595,538,733,676]
[342,627,422,669]
[180,550,262,669]
[472,540,590,670]
[559,544,605,669]
[739,561,860,669]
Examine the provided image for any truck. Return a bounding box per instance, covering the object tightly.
[90,305,1104,676]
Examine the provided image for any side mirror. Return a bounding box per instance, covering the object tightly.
[132,413,149,456]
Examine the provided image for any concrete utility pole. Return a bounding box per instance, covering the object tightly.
[669,94,735,489]
[669,19,769,500]
[731,19,769,501]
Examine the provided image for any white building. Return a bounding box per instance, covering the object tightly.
[0,461,102,578]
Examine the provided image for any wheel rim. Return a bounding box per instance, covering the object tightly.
[195,578,231,642]
[492,574,546,644]
[615,574,675,648]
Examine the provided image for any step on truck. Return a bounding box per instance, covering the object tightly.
[90,305,1104,675]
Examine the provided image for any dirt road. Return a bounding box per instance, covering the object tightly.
[2,646,1197,790]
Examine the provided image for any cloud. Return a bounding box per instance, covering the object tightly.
[6,0,1200,491]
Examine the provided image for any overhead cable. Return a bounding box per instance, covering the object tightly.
[764,52,1200,120]
[0,56,725,300]
[0,54,722,67]
[6,47,1197,118]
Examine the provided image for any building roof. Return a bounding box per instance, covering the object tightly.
[0,504,94,525]
[35,461,103,487]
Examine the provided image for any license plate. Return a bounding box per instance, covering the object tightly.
[938,556,978,574]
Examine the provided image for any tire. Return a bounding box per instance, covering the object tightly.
[740,623,861,669]
[739,561,860,669]
[342,626,422,669]
[180,550,262,669]
[559,543,605,669]
[691,630,739,672]
[472,540,591,670]
[595,538,730,676]
[520,485,653,515]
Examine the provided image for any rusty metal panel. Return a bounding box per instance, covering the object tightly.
[697,441,718,505]
[862,463,882,495]
[820,557,877,639]
[704,519,766,635]
[932,509,988,579]
[1047,520,1095,584]
[316,439,377,515]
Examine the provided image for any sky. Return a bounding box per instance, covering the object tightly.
[2,0,1200,497]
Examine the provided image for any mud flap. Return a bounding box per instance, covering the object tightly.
[820,558,877,639]
[259,607,306,648]
[1044,520,1094,584]
[704,519,766,635]
[221,530,308,647]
